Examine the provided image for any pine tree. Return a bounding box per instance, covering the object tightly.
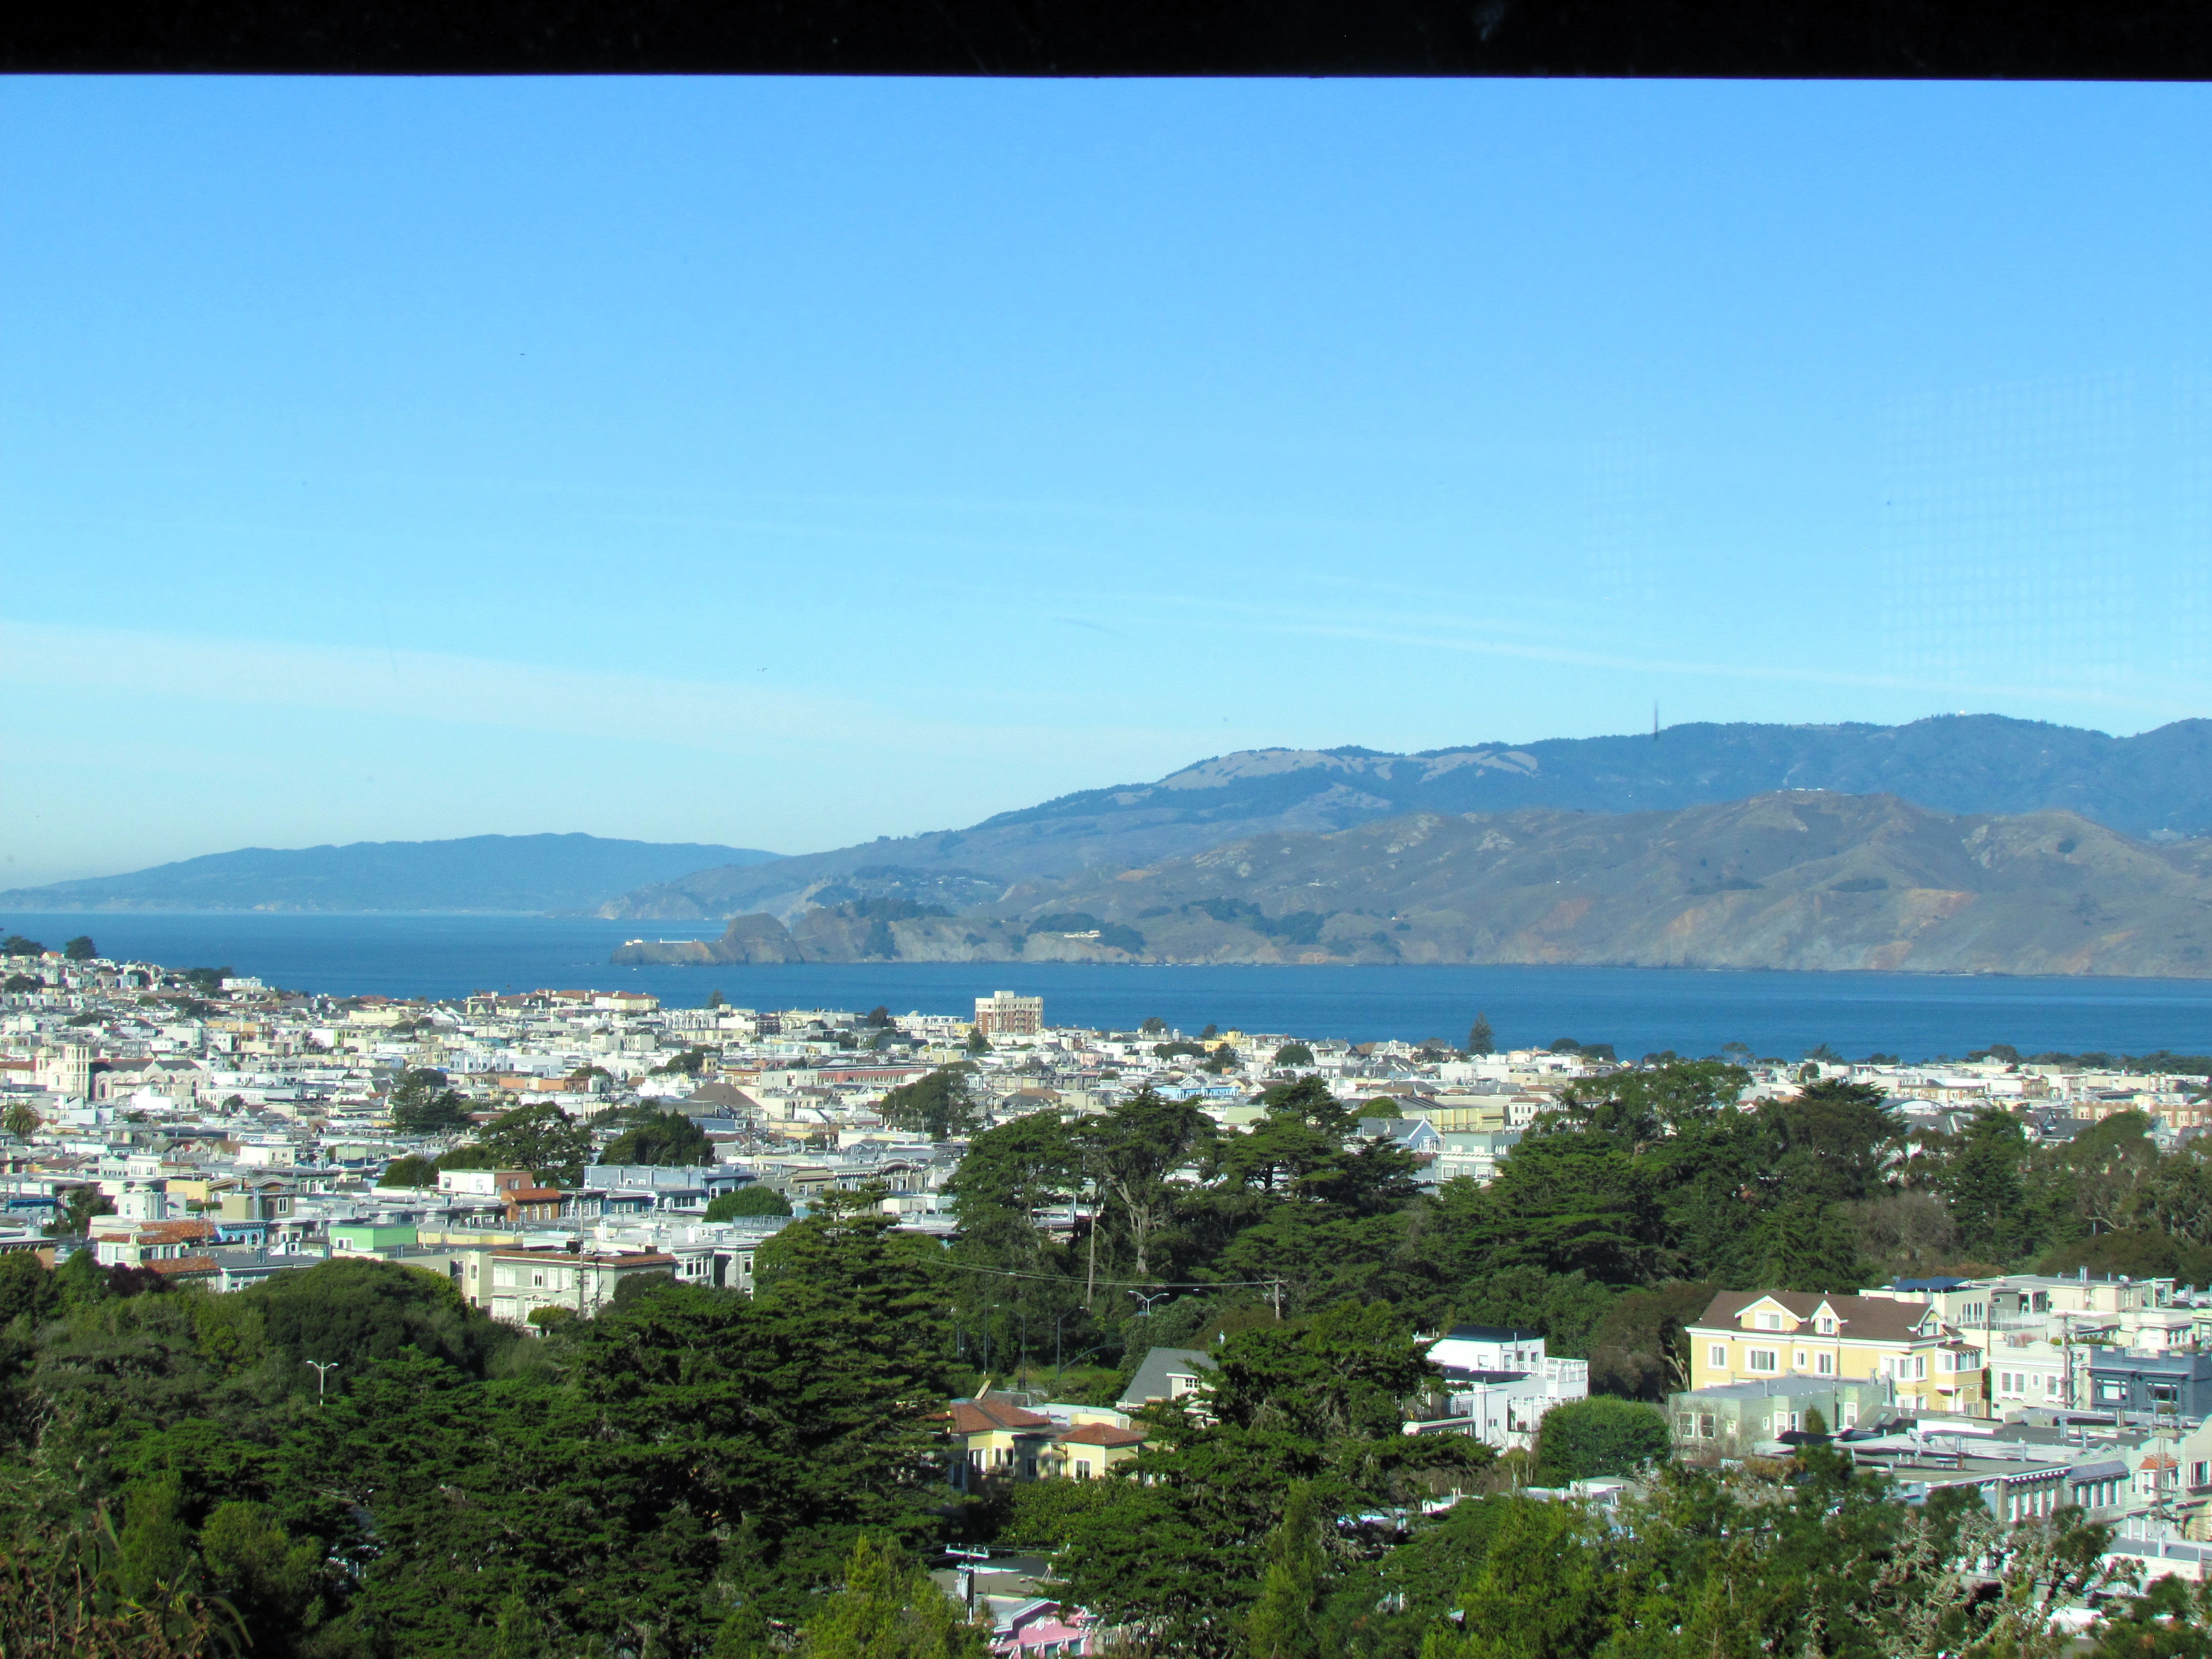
[1467,1013,1495,1056]
[115,1474,194,1604]
[802,1537,988,1658]
[1246,1481,1327,1659]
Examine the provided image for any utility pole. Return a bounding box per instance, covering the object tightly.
[304,1359,338,1401]
[1270,1280,1284,1321]
[1083,1158,1098,1311]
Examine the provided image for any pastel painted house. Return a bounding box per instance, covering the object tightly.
[329,1221,419,1255]
[1687,1290,1987,1417]
[983,1596,1102,1658]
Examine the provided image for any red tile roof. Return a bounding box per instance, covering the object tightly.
[946,1396,1054,1435]
[1056,1423,1146,1448]
[137,1220,220,1245]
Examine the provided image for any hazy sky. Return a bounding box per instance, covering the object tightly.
[5,78,2209,885]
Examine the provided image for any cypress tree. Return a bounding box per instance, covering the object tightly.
[1246,1480,1328,1659]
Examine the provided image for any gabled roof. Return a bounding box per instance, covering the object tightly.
[686,1081,756,1108]
[1693,1290,1934,1343]
[1117,1346,1219,1410]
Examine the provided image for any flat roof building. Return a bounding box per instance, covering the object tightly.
[974,991,1044,1038]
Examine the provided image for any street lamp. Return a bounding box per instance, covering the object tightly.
[1055,1345,1108,1395]
[1133,1292,1171,1317]
[304,1359,339,1401]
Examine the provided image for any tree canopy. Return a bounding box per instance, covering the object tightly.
[386,1068,473,1136]
[706,1184,794,1220]
[879,1069,976,1142]
[600,1107,713,1167]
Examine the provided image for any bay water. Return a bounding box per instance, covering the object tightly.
[11,910,2212,1061]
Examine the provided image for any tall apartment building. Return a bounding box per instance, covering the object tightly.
[974,991,1044,1038]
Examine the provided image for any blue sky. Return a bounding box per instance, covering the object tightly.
[4,77,2209,885]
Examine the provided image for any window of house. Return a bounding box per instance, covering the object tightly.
[1816,1352,1834,1375]
[2194,1461,2209,1488]
[1709,1344,1728,1369]
[1818,1316,1836,1334]
[1677,1413,1696,1436]
[1748,1349,1778,1373]
[1698,1413,1716,1437]
[1794,1349,1807,1369]
[1756,1312,1782,1331]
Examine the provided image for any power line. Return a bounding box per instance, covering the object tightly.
[942,1262,1286,1291]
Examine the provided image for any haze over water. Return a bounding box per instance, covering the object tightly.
[16,911,2212,1060]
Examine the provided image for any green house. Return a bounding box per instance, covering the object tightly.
[329,1221,420,1256]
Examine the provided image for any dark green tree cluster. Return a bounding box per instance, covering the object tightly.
[1027,1316,2142,1659]
[0,1171,2194,1659]
[880,1068,978,1142]
[937,1060,2212,1403]
[1995,1109,2212,1281]
[652,1045,712,1077]
[599,1105,714,1166]
[706,1184,795,1220]
[0,1197,965,1657]
[434,1099,595,1186]
[385,1068,473,1136]
[941,1079,1430,1384]
[1054,1304,1490,1656]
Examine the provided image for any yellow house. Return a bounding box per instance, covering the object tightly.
[1687,1290,1988,1418]
[1045,1421,1147,1480]
[945,1395,1059,1490]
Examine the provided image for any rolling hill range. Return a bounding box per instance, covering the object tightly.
[611,792,2212,976]
[599,714,2212,922]
[0,834,781,915]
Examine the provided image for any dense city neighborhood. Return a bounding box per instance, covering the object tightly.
[10,941,2212,1607]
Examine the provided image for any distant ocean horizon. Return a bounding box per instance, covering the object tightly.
[9,910,2212,1061]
